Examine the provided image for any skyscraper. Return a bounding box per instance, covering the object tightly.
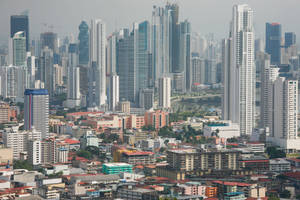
[38,47,54,96]
[24,89,49,139]
[285,32,296,48]
[259,54,279,130]
[10,15,29,51]
[107,32,118,76]
[40,32,58,54]
[265,23,282,65]
[66,44,81,107]
[267,78,300,151]
[78,21,89,65]
[139,88,154,110]
[12,31,26,66]
[109,74,119,111]
[222,5,255,135]
[151,5,171,83]
[191,54,205,85]
[88,19,106,108]
[159,76,171,109]
[137,21,151,94]
[117,28,137,103]
[179,20,191,91]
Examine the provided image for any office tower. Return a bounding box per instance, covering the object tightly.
[205,59,217,85]
[222,5,255,135]
[117,28,137,103]
[178,20,191,91]
[137,21,151,95]
[159,77,171,109]
[266,23,282,65]
[267,78,299,151]
[139,88,154,110]
[66,44,81,107]
[78,21,89,65]
[191,54,205,85]
[151,5,171,83]
[119,101,131,114]
[12,31,26,66]
[0,65,27,100]
[109,74,119,111]
[107,32,118,75]
[53,64,63,87]
[40,32,58,54]
[88,19,106,108]
[260,54,279,130]
[255,39,264,54]
[173,72,185,93]
[27,54,36,88]
[38,47,54,96]
[166,3,180,74]
[10,15,29,51]
[24,89,49,138]
[285,32,296,48]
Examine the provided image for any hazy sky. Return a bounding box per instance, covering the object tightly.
[1,0,300,45]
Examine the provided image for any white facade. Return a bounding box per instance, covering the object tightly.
[222,4,255,135]
[28,140,42,165]
[203,121,240,139]
[24,89,49,138]
[267,78,300,151]
[3,127,41,159]
[158,76,171,109]
[0,65,28,100]
[109,74,119,111]
[89,19,106,107]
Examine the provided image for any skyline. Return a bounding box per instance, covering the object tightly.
[1,0,300,45]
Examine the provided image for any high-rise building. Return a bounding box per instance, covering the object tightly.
[285,32,296,48]
[178,20,191,91]
[40,32,58,54]
[260,59,279,130]
[267,78,300,151]
[12,31,26,66]
[66,44,81,108]
[222,5,255,135]
[0,65,27,100]
[159,76,171,109]
[191,54,205,85]
[137,21,151,95]
[265,23,282,65]
[117,28,137,103]
[78,21,89,65]
[24,89,49,138]
[3,127,41,159]
[109,74,119,111]
[151,5,171,83]
[88,19,106,108]
[10,15,29,51]
[204,59,217,85]
[139,88,154,110]
[38,47,54,96]
[107,32,118,75]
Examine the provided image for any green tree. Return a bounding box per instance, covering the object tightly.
[14,160,33,171]
[280,190,291,198]
[76,150,92,160]
[266,146,286,159]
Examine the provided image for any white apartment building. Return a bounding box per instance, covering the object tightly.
[222,4,255,135]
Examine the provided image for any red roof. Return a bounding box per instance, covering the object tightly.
[64,139,80,144]
[240,160,269,163]
[67,111,103,116]
[283,172,300,180]
[287,158,300,162]
[213,180,251,187]
[123,151,154,156]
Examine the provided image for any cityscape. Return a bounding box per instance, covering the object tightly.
[0,0,300,199]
